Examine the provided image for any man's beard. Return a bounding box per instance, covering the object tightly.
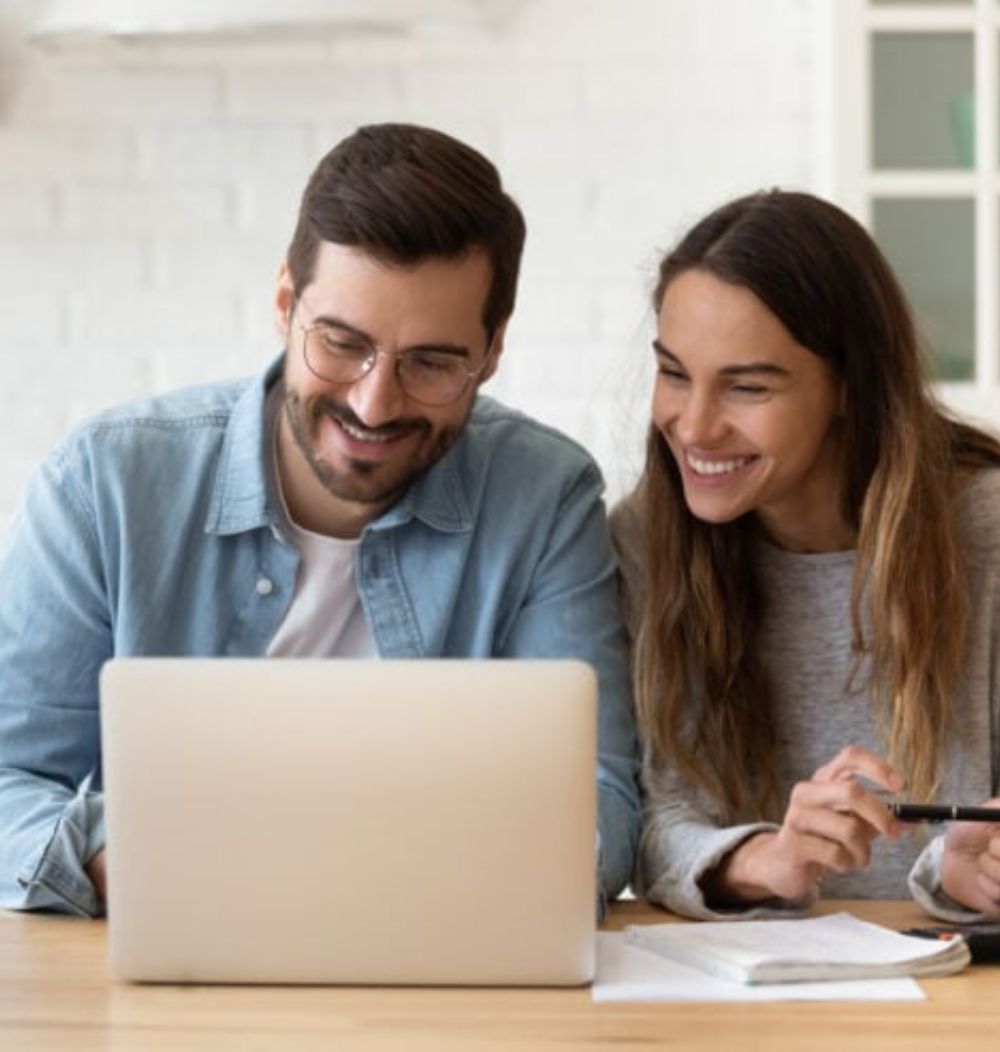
[283,389,466,507]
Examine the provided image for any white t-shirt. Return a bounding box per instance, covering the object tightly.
[265,522,376,658]
[264,385,377,659]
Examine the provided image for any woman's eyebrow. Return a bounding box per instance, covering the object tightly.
[719,362,791,378]
[652,341,789,378]
[651,340,680,361]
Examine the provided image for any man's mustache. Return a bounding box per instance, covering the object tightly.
[313,396,430,441]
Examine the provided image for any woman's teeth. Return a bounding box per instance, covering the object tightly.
[686,454,750,476]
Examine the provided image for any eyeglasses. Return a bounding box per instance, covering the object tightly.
[297,308,491,408]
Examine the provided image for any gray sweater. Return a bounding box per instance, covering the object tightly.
[611,469,1000,921]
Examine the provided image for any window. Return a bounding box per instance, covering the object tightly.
[834,0,1000,425]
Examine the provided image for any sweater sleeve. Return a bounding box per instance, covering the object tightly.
[638,752,815,919]
[908,835,989,923]
[908,467,1000,921]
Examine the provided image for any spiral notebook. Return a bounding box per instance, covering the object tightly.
[625,912,970,986]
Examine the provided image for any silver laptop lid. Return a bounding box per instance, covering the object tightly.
[100,658,597,985]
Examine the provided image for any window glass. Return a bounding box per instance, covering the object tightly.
[873,197,976,380]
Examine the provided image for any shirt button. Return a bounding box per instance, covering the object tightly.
[256,577,274,596]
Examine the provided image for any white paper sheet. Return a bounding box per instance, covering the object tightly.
[592,932,926,1003]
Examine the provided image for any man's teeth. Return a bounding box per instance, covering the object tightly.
[687,454,749,476]
[339,420,396,444]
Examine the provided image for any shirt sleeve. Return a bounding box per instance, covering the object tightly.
[497,462,642,915]
[0,446,111,916]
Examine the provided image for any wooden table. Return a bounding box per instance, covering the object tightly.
[2,900,998,1051]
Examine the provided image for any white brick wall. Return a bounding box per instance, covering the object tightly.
[0,0,828,522]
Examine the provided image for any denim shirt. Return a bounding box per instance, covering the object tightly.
[0,358,641,917]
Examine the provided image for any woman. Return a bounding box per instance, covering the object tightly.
[612,190,1000,921]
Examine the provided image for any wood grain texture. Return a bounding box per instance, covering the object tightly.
[2,900,998,1051]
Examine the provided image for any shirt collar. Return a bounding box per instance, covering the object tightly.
[205,356,284,536]
[366,436,473,535]
[206,355,476,538]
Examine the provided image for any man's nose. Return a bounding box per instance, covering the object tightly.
[345,351,408,428]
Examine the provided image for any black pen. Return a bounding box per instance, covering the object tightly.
[890,803,1000,823]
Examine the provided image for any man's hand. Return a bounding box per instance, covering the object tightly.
[705,745,903,905]
[86,848,107,902]
[941,800,1000,915]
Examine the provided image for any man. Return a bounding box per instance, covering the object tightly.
[0,123,640,918]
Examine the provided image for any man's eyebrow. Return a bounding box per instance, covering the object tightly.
[307,314,471,359]
[308,314,374,342]
[651,340,790,378]
[403,342,471,360]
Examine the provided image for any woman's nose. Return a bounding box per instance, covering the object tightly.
[674,389,727,447]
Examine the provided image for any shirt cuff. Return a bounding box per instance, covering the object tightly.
[16,774,105,917]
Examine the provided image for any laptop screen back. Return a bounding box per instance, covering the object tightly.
[100,658,597,985]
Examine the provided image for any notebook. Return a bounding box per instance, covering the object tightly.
[99,658,597,986]
[625,913,970,985]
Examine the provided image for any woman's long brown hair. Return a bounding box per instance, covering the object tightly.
[635,191,1000,820]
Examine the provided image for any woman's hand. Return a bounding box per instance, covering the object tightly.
[704,745,903,905]
[940,800,1000,916]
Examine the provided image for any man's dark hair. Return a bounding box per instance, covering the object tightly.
[287,123,526,339]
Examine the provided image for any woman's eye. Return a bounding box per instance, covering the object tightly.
[656,366,687,382]
[731,384,768,396]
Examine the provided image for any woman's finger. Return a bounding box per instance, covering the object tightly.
[784,806,875,871]
[788,776,897,838]
[978,848,1000,886]
[812,744,903,793]
[974,870,1000,909]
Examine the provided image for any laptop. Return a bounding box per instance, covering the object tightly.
[99,658,597,985]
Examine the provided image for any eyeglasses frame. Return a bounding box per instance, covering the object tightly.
[293,295,494,408]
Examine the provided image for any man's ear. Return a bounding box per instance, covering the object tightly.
[274,260,296,345]
[479,321,508,384]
